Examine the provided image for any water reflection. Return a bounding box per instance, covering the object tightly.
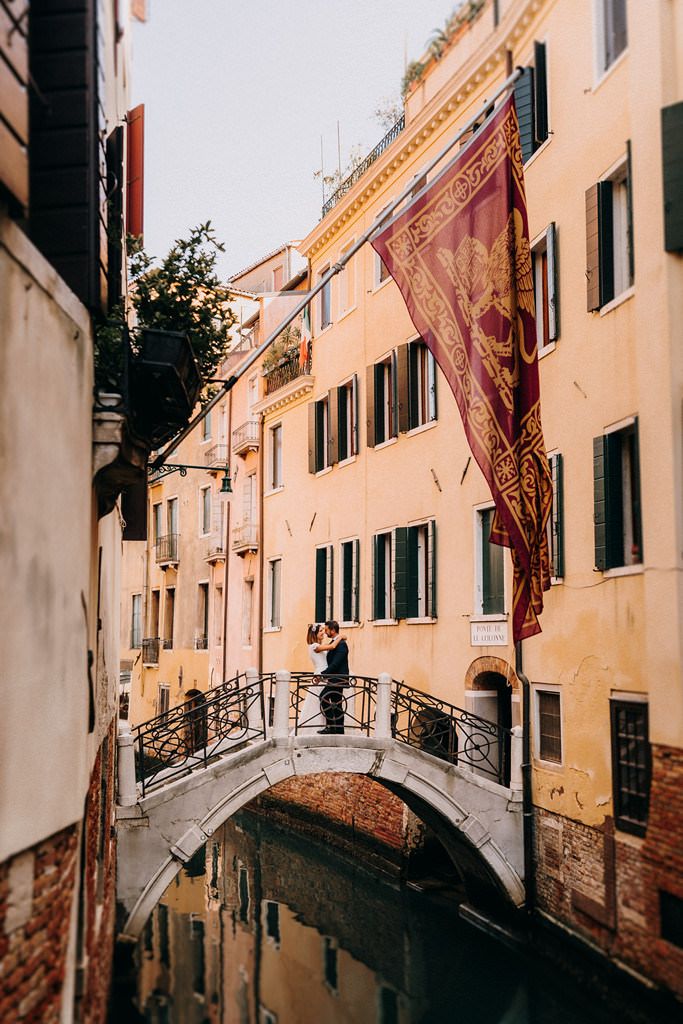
[129,812,620,1024]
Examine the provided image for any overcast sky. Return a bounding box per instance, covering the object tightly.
[131,0,452,279]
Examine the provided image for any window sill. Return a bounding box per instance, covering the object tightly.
[599,286,634,316]
[406,420,438,438]
[371,275,393,295]
[523,133,552,171]
[601,563,643,579]
[592,48,628,95]
[374,436,398,452]
[337,305,357,322]
[316,323,334,338]
[314,466,333,479]
[469,613,508,622]
[533,757,564,772]
[406,617,436,625]
[198,438,212,445]
[538,341,556,360]
[550,576,563,586]
[264,485,284,497]
[337,454,358,469]
[339,621,360,628]
[263,626,282,634]
[371,618,398,626]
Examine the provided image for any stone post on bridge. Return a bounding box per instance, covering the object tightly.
[510,725,523,797]
[245,667,263,733]
[117,723,138,807]
[374,672,393,739]
[273,669,291,739]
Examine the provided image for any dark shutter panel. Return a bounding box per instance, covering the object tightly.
[626,139,634,285]
[366,365,376,448]
[126,103,145,240]
[337,385,348,461]
[631,418,643,563]
[342,542,352,623]
[106,126,124,309]
[372,535,381,620]
[546,222,559,340]
[598,180,614,307]
[352,374,359,455]
[328,388,339,465]
[533,41,548,145]
[315,548,327,622]
[122,478,148,541]
[662,102,683,252]
[308,402,316,473]
[586,184,601,312]
[327,545,334,619]
[605,432,622,570]
[406,526,419,618]
[514,65,535,164]
[353,538,360,622]
[612,0,628,63]
[428,351,438,421]
[593,435,607,571]
[393,527,408,620]
[390,350,398,439]
[549,454,564,579]
[428,520,437,618]
[397,343,410,433]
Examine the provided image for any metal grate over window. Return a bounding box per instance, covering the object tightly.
[538,691,562,763]
[610,699,650,836]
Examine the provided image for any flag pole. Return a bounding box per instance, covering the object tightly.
[152,67,523,469]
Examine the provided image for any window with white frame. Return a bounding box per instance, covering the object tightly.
[405,340,437,429]
[269,423,283,489]
[339,241,356,315]
[167,496,179,536]
[476,507,505,615]
[593,417,642,570]
[596,0,627,75]
[586,151,633,311]
[130,593,142,648]
[196,582,209,648]
[372,531,393,620]
[157,684,170,719]
[163,588,175,649]
[337,375,358,461]
[319,267,331,330]
[267,558,282,629]
[214,586,223,646]
[309,394,330,472]
[340,539,360,624]
[201,409,212,441]
[199,485,211,536]
[152,502,162,544]
[548,453,564,580]
[531,224,558,351]
[367,354,396,447]
[314,544,334,622]
[534,686,562,764]
[407,521,437,619]
[242,578,254,647]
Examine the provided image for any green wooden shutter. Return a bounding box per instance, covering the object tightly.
[427,350,437,421]
[326,544,334,619]
[406,526,419,619]
[626,139,634,285]
[533,41,548,146]
[371,535,381,620]
[593,435,607,571]
[549,454,564,579]
[392,527,408,620]
[352,538,360,622]
[341,541,351,622]
[428,520,437,618]
[390,351,399,439]
[598,180,614,307]
[328,387,339,466]
[514,65,535,164]
[546,222,559,341]
[586,184,601,312]
[397,343,410,432]
[375,363,386,444]
[662,102,683,252]
[631,418,642,563]
[366,365,376,448]
[352,374,359,455]
[337,385,347,462]
[315,547,327,621]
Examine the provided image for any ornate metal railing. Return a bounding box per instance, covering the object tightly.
[141,637,160,665]
[322,114,405,218]
[155,533,179,564]
[285,673,378,736]
[263,351,311,395]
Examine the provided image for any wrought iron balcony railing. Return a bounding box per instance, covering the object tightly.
[232,419,260,456]
[205,541,225,564]
[263,351,311,396]
[232,520,258,553]
[194,634,209,651]
[155,533,179,564]
[162,637,174,650]
[322,113,405,218]
[142,637,160,665]
[204,443,229,468]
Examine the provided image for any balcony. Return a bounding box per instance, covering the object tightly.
[142,637,160,665]
[205,443,229,470]
[162,637,174,650]
[155,533,179,566]
[263,351,311,396]
[205,539,226,564]
[232,520,259,555]
[321,113,405,218]
[194,634,209,651]
[232,419,260,457]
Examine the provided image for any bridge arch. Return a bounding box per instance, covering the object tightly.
[117,736,524,940]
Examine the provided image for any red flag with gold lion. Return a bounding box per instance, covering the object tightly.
[372,94,552,641]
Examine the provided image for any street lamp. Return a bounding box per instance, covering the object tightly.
[148,462,235,495]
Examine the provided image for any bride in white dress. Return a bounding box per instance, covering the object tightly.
[297,624,345,731]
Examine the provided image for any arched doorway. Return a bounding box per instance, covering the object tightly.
[464,657,519,787]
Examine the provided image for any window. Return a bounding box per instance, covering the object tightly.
[662,101,683,253]
[151,589,160,637]
[197,583,209,649]
[214,586,223,646]
[337,375,358,461]
[610,697,650,835]
[167,497,179,536]
[199,486,211,536]
[372,531,393,620]
[308,394,331,473]
[267,558,282,629]
[476,507,505,615]
[163,588,175,649]
[201,409,212,441]
[269,423,283,489]
[315,545,334,622]
[367,354,397,447]
[548,453,564,580]
[157,684,170,720]
[373,524,436,621]
[339,242,355,314]
[341,539,360,624]
[531,225,559,350]
[131,594,142,648]
[264,901,281,945]
[319,267,331,330]
[596,0,627,75]
[586,149,634,310]
[660,891,683,950]
[152,502,162,543]
[248,374,259,411]
[399,340,437,431]
[406,521,437,619]
[514,41,549,163]
[242,579,254,646]
[535,687,562,763]
[593,418,642,570]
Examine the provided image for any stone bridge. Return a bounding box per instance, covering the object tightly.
[115,671,525,940]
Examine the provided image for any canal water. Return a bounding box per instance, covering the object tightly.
[113,811,670,1024]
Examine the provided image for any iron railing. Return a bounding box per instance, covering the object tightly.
[205,541,225,563]
[194,634,208,651]
[263,351,311,395]
[232,520,258,552]
[322,114,405,218]
[205,443,229,467]
[155,533,179,564]
[232,419,260,453]
[141,637,160,665]
[131,671,511,795]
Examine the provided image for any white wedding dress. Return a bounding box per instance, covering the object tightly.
[297,643,327,731]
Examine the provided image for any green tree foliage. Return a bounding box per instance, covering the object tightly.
[128,222,236,383]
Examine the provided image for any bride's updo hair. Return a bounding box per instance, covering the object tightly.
[306,623,319,645]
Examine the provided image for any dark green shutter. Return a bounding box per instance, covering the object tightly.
[315,400,326,471]
[366,365,376,448]
[598,180,614,306]
[546,222,559,340]
[352,374,359,455]
[315,547,327,621]
[374,363,385,444]
[549,454,564,579]
[328,388,339,465]
[428,520,437,618]
[533,41,548,145]
[342,541,352,622]
[631,418,643,563]
[337,385,348,461]
[604,432,623,570]
[393,527,408,620]
[626,139,634,285]
[327,545,334,619]
[514,65,535,164]
[372,535,382,619]
[593,435,607,570]
[391,351,398,439]
[586,185,601,312]
[352,538,360,622]
[397,343,410,433]
[406,526,419,618]
[662,102,683,252]
[308,403,316,473]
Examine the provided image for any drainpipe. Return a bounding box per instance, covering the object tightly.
[221,390,233,684]
[515,639,535,914]
[257,411,265,673]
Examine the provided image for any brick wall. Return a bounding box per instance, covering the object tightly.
[0,825,79,1023]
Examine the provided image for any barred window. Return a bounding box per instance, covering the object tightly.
[610,698,650,835]
[536,689,562,763]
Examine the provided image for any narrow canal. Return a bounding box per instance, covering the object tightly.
[113,811,669,1024]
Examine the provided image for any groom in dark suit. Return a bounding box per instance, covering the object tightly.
[319,620,350,734]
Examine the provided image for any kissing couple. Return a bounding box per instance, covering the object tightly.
[304,620,350,734]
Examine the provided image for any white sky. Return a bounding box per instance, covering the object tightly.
[131,0,452,279]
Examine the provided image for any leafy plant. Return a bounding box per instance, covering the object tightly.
[401,60,425,99]
[262,324,301,372]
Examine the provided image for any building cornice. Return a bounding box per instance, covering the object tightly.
[252,375,315,418]
[301,0,548,259]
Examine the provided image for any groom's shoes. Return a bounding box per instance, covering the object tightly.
[318,727,344,734]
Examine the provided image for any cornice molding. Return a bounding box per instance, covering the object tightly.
[302,0,547,259]
[252,375,315,418]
